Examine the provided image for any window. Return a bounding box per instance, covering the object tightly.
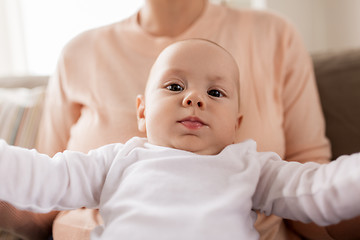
[0,0,142,76]
[21,0,143,76]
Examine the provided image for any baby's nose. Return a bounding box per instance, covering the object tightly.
[183,93,205,108]
[186,99,203,107]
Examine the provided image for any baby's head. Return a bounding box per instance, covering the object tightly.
[137,39,242,155]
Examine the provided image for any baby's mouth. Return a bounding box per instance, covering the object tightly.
[178,116,207,130]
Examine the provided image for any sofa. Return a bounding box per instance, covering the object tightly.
[312,48,360,159]
[0,49,359,239]
[0,76,48,150]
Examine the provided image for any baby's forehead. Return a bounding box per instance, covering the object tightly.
[146,39,240,95]
[153,40,238,75]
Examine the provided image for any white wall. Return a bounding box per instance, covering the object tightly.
[267,0,360,53]
[324,0,360,52]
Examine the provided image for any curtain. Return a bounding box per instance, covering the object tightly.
[0,0,28,77]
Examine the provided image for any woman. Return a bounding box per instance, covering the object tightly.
[1,0,359,239]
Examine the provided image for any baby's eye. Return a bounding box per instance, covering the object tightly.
[208,89,224,98]
[166,84,184,92]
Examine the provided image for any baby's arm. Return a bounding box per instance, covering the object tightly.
[0,140,116,213]
[253,151,360,226]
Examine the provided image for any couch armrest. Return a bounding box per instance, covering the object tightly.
[0,76,48,89]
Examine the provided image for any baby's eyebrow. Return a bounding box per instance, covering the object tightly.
[207,75,234,87]
[208,75,224,82]
[161,68,188,77]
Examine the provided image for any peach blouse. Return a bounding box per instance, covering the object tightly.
[36,3,330,240]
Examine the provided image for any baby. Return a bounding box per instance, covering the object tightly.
[0,39,360,240]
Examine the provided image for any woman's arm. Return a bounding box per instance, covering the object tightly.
[280,20,331,165]
[274,18,337,239]
[36,51,82,156]
[277,19,360,240]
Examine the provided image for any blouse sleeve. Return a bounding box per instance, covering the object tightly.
[280,21,331,164]
[36,49,82,156]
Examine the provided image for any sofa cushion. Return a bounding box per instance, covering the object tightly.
[313,49,360,159]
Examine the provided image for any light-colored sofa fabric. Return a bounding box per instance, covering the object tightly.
[0,76,48,150]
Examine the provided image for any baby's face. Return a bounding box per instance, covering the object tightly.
[137,40,242,155]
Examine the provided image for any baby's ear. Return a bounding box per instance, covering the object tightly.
[236,114,243,130]
[136,95,146,133]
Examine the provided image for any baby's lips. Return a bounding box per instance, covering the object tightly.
[180,120,204,129]
[178,116,207,129]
